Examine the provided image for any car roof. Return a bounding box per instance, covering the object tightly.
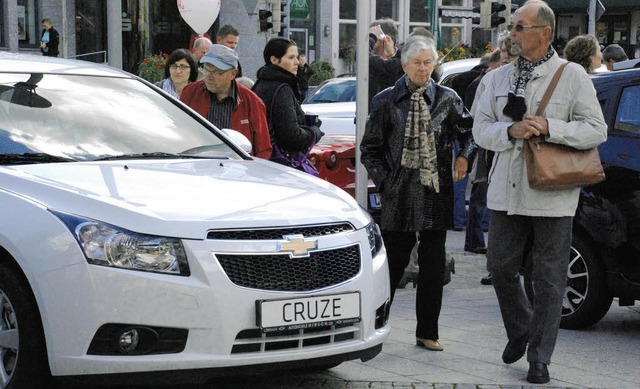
[590,66,640,86]
[612,58,640,71]
[0,52,131,78]
[438,58,481,77]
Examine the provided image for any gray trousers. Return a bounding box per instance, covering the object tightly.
[487,211,572,365]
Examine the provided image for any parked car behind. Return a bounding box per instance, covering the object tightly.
[302,76,356,136]
[0,53,390,388]
[538,67,640,329]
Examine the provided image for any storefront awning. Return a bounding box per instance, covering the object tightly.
[543,0,632,10]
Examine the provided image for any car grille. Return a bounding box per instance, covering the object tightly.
[216,244,361,291]
[207,223,354,240]
[231,323,360,354]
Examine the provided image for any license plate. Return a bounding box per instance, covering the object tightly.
[257,292,361,332]
[369,193,381,209]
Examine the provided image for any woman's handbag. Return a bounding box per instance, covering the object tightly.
[524,63,605,190]
[268,84,319,176]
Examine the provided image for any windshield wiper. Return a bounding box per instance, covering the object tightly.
[0,153,75,165]
[94,152,229,161]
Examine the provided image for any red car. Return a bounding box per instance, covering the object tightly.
[309,135,380,219]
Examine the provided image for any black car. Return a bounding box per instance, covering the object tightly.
[533,68,640,329]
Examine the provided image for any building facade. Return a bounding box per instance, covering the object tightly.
[2,1,640,81]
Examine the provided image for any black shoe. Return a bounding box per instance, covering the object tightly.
[480,273,492,285]
[502,334,528,364]
[464,246,487,254]
[453,227,464,231]
[527,362,550,384]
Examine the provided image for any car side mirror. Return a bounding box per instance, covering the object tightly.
[221,128,252,154]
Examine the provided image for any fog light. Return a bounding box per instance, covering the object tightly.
[119,328,140,352]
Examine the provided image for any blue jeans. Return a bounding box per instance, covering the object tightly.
[464,180,488,249]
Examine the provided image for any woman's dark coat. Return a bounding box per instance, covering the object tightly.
[361,74,476,231]
[252,64,319,153]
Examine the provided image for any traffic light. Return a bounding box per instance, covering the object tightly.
[272,1,288,36]
[480,0,507,29]
[258,9,273,33]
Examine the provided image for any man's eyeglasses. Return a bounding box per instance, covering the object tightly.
[170,64,191,71]
[508,24,546,32]
[199,66,228,77]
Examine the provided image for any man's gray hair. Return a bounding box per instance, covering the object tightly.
[523,0,555,37]
[193,36,213,50]
[401,35,438,64]
[602,44,629,63]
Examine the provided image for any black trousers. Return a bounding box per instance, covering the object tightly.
[383,230,446,340]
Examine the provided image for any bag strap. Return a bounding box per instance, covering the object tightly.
[535,62,568,116]
[268,83,288,134]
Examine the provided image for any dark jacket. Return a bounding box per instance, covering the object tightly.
[361,75,476,231]
[464,72,493,183]
[180,80,272,159]
[296,63,314,91]
[368,34,404,106]
[40,27,60,57]
[449,64,487,100]
[252,64,322,153]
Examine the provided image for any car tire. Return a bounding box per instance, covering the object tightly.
[523,234,613,329]
[0,261,52,389]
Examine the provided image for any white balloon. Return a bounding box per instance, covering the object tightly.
[177,0,221,35]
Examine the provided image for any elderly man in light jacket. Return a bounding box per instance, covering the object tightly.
[471,0,607,385]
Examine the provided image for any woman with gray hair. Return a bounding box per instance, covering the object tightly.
[361,35,476,352]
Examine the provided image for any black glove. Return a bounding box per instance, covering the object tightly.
[306,124,324,144]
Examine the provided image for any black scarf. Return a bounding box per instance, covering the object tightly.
[503,46,555,121]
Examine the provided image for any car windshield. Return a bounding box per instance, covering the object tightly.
[304,79,356,104]
[0,72,242,163]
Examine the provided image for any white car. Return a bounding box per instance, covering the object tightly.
[302,76,357,136]
[0,53,390,388]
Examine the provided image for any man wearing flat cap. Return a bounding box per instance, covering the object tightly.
[181,44,271,159]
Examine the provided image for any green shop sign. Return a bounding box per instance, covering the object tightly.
[290,0,310,20]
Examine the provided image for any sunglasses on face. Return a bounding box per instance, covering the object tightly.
[509,24,546,32]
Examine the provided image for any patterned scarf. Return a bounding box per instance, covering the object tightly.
[400,78,439,193]
[503,46,555,121]
[160,78,179,98]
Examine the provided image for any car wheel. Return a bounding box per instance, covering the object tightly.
[523,234,613,329]
[560,235,613,329]
[0,262,51,389]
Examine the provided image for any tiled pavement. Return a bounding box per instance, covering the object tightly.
[207,230,640,389]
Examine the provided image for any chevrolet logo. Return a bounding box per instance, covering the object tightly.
[277,234,318,257]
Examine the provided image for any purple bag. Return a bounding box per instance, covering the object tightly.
[270,143,319,176]
[268,84,319,176]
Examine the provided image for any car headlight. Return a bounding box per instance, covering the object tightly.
[52,211,189,276]
[365,220,383,258]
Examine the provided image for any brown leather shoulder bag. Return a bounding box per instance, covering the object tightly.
[524,63,605,190]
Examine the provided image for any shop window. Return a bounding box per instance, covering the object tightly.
[339,0,356,20]
[18,0,39,48]
[0,5,5,47]
[75,0,108,63]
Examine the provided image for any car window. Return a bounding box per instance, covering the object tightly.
[304,80,356,103]
[0,73,241,161]
[614,84,640,134]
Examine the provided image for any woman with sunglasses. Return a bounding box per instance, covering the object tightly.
[156,49,198,99]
